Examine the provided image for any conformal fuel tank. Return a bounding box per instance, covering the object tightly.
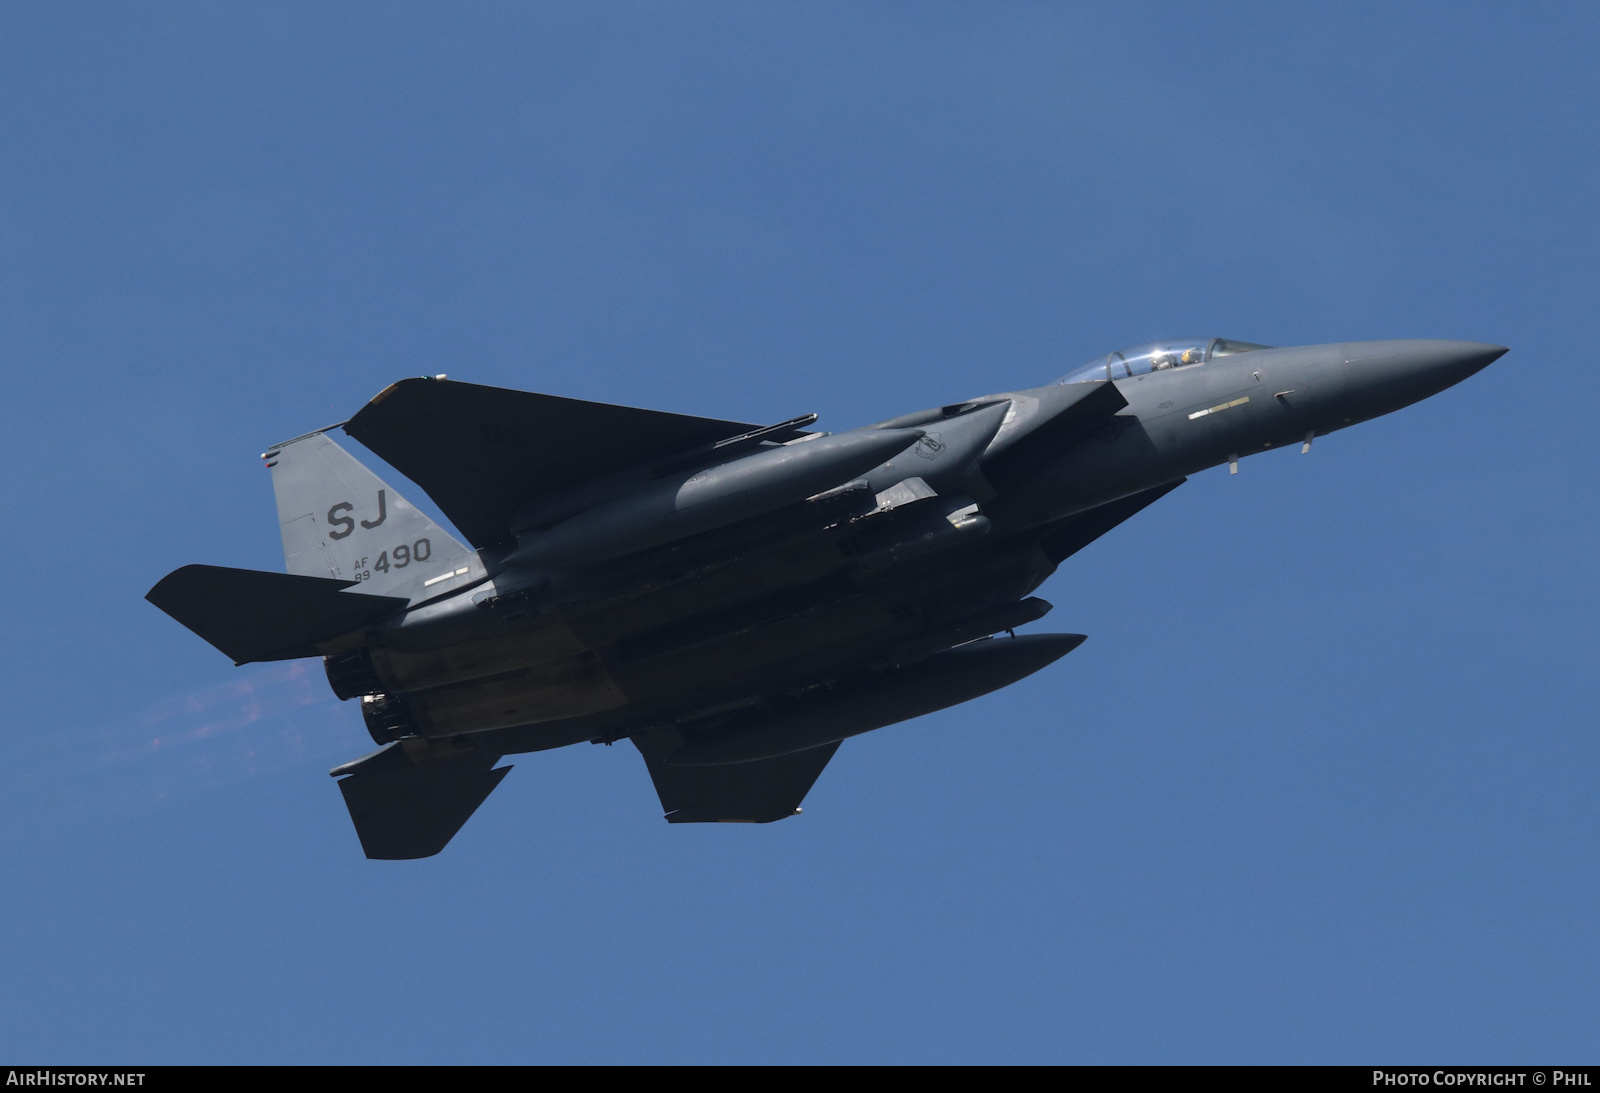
[664,632,1085,765]
[504,427,924,567]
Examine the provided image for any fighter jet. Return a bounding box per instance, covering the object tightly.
[147,337,1504,858]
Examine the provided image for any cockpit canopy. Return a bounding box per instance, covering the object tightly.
[1058,338,1273,385]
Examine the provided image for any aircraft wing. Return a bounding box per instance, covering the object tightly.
[344,378,800,548]
[1038,479,1186,564]
[634,740,842,823]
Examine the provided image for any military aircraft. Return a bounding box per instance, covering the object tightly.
[147,337,1504,858]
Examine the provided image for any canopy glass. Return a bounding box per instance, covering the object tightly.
[1058,338,1273,385]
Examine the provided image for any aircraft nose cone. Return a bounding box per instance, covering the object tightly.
[1342,339,1506,419]
[1407,340,1508,384]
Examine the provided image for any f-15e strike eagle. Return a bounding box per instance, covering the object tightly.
[148,337,1504,858]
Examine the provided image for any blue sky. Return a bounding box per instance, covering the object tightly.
[1,2,1595,1063]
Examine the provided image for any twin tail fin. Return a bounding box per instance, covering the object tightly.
[263,429,483,601]
[148,430,483,664]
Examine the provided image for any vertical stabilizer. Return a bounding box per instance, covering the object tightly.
[263,430,482,601]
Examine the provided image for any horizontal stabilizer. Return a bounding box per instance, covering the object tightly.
[1038,479,1186,564]
[344,377,809,548]
[332,741,511,859]
[634,736,840,823]
[146,564,408,664]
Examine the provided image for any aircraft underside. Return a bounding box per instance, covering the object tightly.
[146,338,1505,857]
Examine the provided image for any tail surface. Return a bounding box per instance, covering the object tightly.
[146,564,409,664]
[264,430,483,601]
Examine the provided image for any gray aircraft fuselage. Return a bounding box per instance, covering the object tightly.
[147,336,1504,856]
[350,338,1498,745]
[991,339,1490,528]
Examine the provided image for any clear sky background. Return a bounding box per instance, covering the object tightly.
[0,2,1594,1064]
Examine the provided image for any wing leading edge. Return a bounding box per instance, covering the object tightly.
[633,739,842,823]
